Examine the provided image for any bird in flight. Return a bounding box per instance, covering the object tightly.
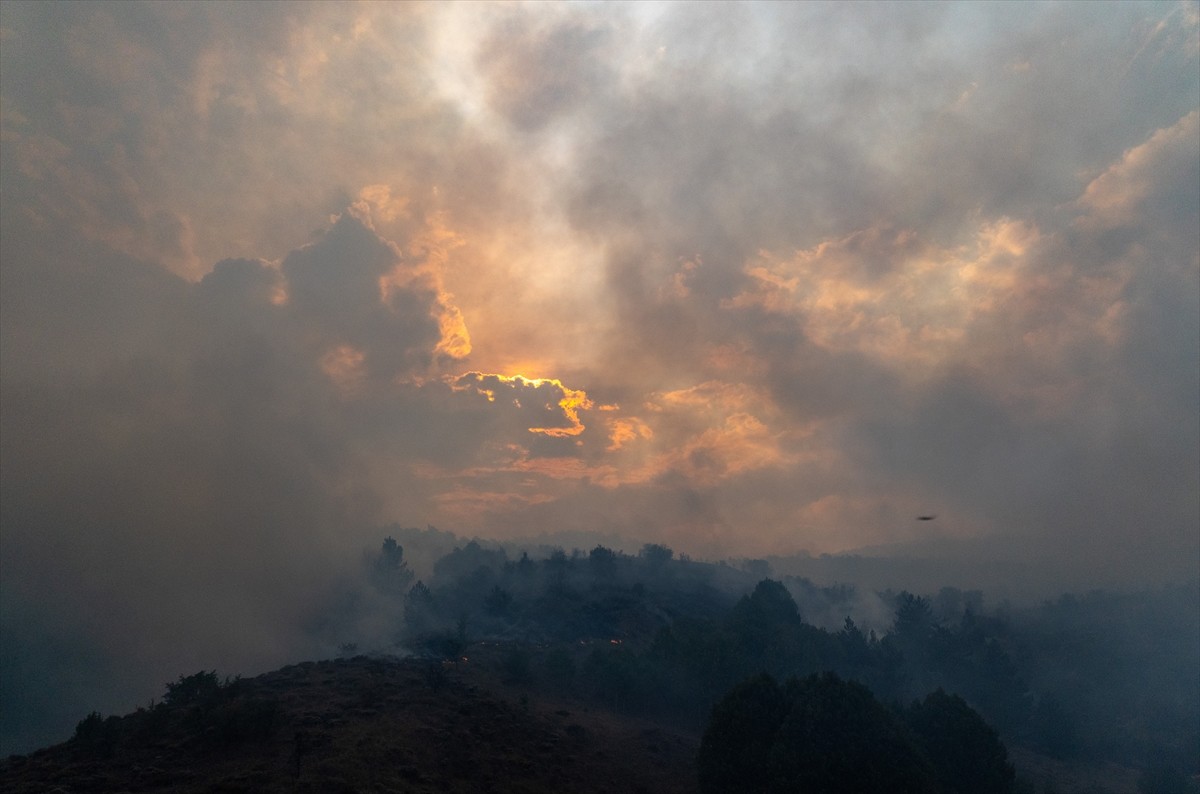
[916,515,937,521]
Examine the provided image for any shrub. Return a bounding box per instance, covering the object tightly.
[163,670,223,707]
[904,689,1014,794]
[699,672,938,794]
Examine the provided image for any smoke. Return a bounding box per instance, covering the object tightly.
[1,0,1196,754]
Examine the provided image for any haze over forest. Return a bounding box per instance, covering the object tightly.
[1,1,1197,759]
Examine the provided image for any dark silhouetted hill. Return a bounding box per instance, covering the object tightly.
[0,653,699,794]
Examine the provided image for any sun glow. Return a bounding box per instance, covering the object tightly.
[448,371,594,436]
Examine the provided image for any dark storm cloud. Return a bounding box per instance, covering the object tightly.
[282,210,450,377]
[0,204,547,752]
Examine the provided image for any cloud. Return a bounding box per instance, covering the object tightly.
[0,205,487,752]
[3,0,1195,573]
[446,372,593,438]
[475,10,614,134]
[1077,109,1200,230]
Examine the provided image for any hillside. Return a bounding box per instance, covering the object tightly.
[0,647,1163,794]
[0,652,699,794]
[3,536,1192,794]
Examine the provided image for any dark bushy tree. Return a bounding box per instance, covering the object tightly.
[732,579,802,628]
[727,579,802,660]
[904,689,1015,794]
[484,584,513,616]
[512,551,535,578]
[770,673,937,794]
[725,579,841,679]
[433,540,506,584]
[72,711,119,757]
[544,547,570,591]
[163,671,223,707]
[404,580,435,638]
[697,673,790,794]
[589,545,619,579]
[700,672,938,794]
[372,536,414,594]
[640,543,674,569]
[893,592,934,637]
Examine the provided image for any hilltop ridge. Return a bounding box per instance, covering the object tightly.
[0,652,699,794]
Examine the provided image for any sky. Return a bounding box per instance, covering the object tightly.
[1,0,1198,753]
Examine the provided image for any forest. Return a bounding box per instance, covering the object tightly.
[6,526,1196,794]
[319,527,1198,792]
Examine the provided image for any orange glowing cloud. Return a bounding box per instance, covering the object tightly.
[724,206,1145,424]
[447,371,594,436]
[435,304,472,360]
[598,381,805,488]
[349,186,473,362]
[664,411,792,487]
[726,218,1056,372]
[606,417,653,451]
[1077,109,1199,228]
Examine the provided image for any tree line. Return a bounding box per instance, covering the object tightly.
[343,533,1198,791]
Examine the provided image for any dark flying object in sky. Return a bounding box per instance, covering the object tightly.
[916,515,937,521]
